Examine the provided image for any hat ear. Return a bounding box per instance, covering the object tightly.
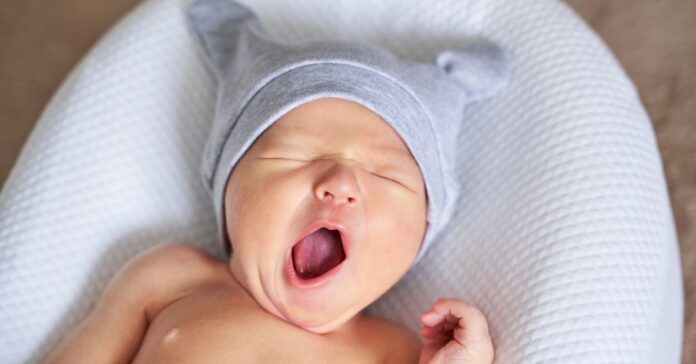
[187,0,260,76]
[436,40,512,101]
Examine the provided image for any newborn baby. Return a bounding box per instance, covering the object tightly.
[44,0,509,362]
[45,97,493,364]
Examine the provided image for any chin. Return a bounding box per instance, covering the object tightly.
[273,289,363,334]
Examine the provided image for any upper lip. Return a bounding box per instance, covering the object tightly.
[292,218,351,258]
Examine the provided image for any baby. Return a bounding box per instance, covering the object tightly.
[43,0,509,363]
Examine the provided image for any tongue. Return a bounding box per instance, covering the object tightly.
[292,228,346,280]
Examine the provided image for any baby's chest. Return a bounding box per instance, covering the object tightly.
[130,289,385,364]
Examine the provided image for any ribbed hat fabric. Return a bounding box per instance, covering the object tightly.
[186,0,511,265]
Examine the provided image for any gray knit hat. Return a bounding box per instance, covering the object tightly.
[187,0,510,265]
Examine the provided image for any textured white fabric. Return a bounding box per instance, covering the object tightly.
[0,0,682,363]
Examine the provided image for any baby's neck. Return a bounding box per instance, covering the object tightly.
[321,310,365,337]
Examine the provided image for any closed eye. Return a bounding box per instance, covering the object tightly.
[366,169,416,193]
[258,157,310,163]
[259,157,415,193]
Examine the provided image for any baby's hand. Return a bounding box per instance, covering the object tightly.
[418,298,494,364]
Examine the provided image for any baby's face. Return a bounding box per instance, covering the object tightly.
[223,97,427,333]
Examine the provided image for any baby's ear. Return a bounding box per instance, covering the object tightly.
[435,40,512,101]
[186,0,260,76]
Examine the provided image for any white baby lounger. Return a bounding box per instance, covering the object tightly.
[0,0,683,362]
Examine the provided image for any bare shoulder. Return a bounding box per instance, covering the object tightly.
[126,242,224,275]
[358,314,422,364]
[99,242,229,319]
[115,242,227,288]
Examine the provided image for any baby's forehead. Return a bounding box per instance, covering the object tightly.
[260,98,412,156]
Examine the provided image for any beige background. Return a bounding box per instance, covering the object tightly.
[1,0,694,361]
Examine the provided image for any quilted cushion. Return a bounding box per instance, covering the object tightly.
[0,0,682,362]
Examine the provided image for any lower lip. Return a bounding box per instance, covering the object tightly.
[284,248,346,289]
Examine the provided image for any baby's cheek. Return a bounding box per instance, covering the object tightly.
[365,200,423,271]
[386,196,427,249]
[225,169,284,246]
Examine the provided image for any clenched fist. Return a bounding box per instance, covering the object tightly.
[418,298,494,364]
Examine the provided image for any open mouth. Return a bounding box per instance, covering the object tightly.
[291,227,347,280]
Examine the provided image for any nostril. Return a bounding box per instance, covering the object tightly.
[318,189,357,205]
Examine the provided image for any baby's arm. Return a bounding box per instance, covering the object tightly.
[43,242,225,364]
[418,298,494,364]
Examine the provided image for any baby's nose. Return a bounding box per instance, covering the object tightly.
[313,160,361,207]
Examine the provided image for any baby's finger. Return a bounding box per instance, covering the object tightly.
[431,298,491,338]
[420,309,445,327]
[419,321,444,339]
